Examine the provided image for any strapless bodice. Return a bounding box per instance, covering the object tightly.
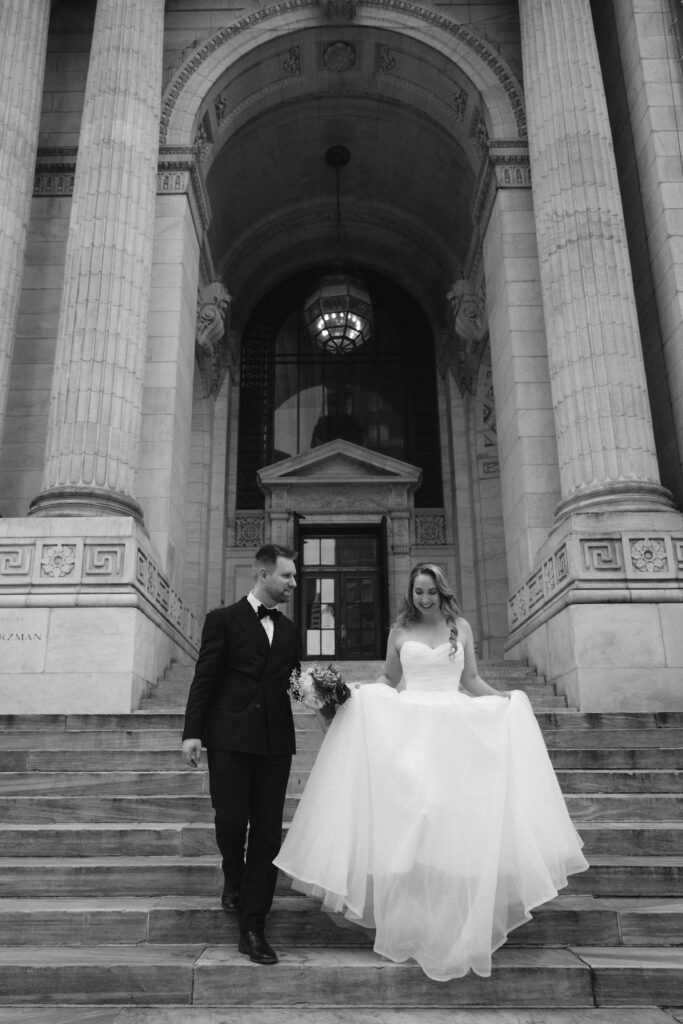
[399,639,464,692]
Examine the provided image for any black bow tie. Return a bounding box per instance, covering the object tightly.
[257,605,280,621]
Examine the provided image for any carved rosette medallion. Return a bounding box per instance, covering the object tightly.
[322,41,356,72]
[630,537,668,573]
[40,545,76,579]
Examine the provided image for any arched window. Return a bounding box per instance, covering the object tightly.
[237,269,443,508]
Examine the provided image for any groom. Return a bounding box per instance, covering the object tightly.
[181,544,300,965]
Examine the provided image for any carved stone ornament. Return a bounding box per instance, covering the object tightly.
[324,0,357,21]
[195,281,233,397]
[40,544,76,579]
[631,537,668,573]
[322,41,356,72]
[444,278,489,394]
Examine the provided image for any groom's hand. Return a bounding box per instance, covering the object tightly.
[182,738,202,767]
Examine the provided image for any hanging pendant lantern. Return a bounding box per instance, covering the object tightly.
[303,272,373,354]
[304,146,372,354]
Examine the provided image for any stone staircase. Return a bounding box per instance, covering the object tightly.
[0,659,682,1022]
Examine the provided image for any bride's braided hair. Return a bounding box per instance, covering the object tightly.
[393,563,461,659]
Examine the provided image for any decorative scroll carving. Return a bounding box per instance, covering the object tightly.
[452,87,468,123]
[415,512,447,546]
[630,537,668,573]
[196,281,233,397]
[444,278,489,394]
[375,44,396,73]
[469,107,488,155]
[193,111,213,161]
[40,545,76,579]
[235,514,265,548]
[283,45,301,75]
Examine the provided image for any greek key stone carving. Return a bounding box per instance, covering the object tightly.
[0,546,34,577]
[83,544,125,577]
[581,538,623,573]
[630,537,668,574]
[235,514,265,548]
[40,544,76,579]
[415,513,446,546]
[527,569,544,610]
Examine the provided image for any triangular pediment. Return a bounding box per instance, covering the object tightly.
[258,439,422,487]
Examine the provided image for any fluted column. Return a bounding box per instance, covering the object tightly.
[519,0,672,517]
[30,0,165,520]
[0,0,51,447]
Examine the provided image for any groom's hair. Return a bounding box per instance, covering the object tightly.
[254,544,296,569]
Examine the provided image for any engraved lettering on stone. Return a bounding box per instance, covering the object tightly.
[83,544,125,577]
[40,544,76,579]
[0,546,34,576]
[630,537,668,574]
[322,41,356,72]
[0,633,42,641]
[581,539,623,573]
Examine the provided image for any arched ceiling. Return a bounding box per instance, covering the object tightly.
[194,25,496,331]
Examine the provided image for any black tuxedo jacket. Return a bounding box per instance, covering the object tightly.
[182,597,301,756]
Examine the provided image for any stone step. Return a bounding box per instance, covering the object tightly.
[2,791,683,824]
[0,855,681,899]
[0,1009,673,1024]
[1,745,682,774]
[549,748,683,769]
[0,747,321,772]
[1,894,681,949]
[1,820,681,859]
[2,710,683,733]
[3,943,680,1007]
[1,767,681,798]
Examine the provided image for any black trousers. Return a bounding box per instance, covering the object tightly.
[207,748,291,933]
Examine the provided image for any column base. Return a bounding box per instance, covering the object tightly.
[555,480,675,519]
[0,517,199,714]
[506,507,683,711]
[29,486,144,523]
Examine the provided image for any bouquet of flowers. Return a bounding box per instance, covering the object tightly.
[288,663,352,720]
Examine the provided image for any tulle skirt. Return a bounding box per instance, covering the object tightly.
[274,684,588,981]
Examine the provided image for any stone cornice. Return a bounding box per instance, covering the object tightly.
[157,146,212,236]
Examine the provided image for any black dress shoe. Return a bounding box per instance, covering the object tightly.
[238,930,278,964]
[221,881,240,912]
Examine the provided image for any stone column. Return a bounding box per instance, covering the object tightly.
[30,0,165,520]
[519,0,672,517]
[0,0,51,447]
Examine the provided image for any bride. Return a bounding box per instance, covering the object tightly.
[274,563,588,981]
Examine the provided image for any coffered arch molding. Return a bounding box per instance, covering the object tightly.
[160,0,526,147]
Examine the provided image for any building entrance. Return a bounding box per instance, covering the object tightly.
[299,527,386,660]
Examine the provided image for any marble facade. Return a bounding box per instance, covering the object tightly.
[0,0,681,711]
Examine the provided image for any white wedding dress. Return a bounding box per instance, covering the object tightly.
[274,640,588,981]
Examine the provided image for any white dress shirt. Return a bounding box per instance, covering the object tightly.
[247,591,277,645]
